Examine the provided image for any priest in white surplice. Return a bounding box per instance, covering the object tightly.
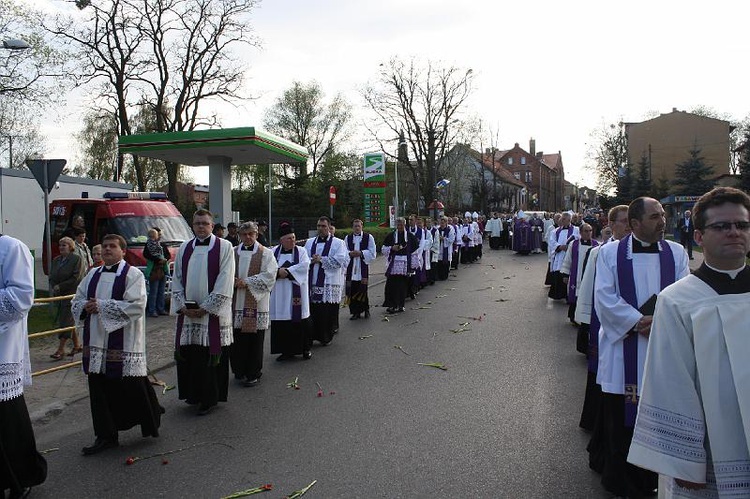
[344,219,376,320]
[72,234,162,455]
[230,222,277,387]
[304,216,348,346]
[486,213,503,250]
[561,223,598,323]
[0,235,46,496]
[270,222,312,361]
[434,216,456,281]
[595,197,689,498]
[548,211,580,300]
[628,187,750,498]
[171,209,235,416]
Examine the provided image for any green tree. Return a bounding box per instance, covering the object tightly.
[672,145,715,196]
[263,81,353,180]
[632,153,652,198]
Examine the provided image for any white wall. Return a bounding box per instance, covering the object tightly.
[0,168,132,256]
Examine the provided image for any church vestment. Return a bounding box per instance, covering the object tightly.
[269,245,312,357]
[171,235,235,410]
[486,217,503,250]
[594,235,689,497]
[408,226,426,294]
[628,265,750,498]
[230,243,277,382]
[0,236,47,496]
[382,230,420,311]
[434,225,455,281]
[304,234,348,345]
[561,238,598,322]
[512,218,533,254]
[72,261,162,441]
[344,232,376,317]
[530,217,545,253]
[547,224,580,299]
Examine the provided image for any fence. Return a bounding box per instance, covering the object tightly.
[29,294,81,377]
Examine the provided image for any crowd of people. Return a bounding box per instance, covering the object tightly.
[4,188,749,497]
[544,188,750,498]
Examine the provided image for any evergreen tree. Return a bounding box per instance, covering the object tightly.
[672,145,716,196]
[737,132,750,194]
[632,153,652,198]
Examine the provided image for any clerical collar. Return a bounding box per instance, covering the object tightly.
[631,235,659,253]
[280,248,294,254]
[704,262,746,280]
[102,261,122,273]
[694,263,750,294]
[195,236,211,246]
[241,244,255,251]
[317,235,329,243]
[580,240,591,246]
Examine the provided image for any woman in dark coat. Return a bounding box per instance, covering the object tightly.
[48,237,83,359]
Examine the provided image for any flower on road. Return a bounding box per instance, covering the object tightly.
[284,480,317,498]
[418,362,448,371]
[222,483,273,498]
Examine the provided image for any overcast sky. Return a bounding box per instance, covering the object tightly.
[33,0,750,187]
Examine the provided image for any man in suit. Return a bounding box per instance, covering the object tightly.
[678,209,694,259]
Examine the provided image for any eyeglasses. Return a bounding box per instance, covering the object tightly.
[703,221,750,232]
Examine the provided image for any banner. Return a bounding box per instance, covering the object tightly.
[363,152,386,227]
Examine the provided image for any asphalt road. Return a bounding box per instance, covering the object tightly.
[26,247,621,498]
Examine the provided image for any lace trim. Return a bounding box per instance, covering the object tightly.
[245,276,272,294]
[233,311,269,330]
[172,291,186,312]
[0,294,23,322]
[388,257,419,276]
[201,293,232,317]
[98,299,129,333]
[310,285,343,304]
[71,299,86,323]
[714,459,750,496]
[87,346,148,377]
[0,362,25,401]
[631,401,706,463]
[322,255,344,270]
[179,323,233,346]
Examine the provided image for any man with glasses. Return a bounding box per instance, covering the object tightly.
[171,209,235,416]
[628,187,750,498]
[594,197,689,498]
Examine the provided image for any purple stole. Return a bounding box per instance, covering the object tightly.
[555,225,574,243]
[309,236,334,302]
[83,263,129,378]
[345,233,370,281]
[441,226,451,262]
[274,245,302,322]
[175,238,222,355]
[616,234,675,427]
[567,239,599,304]
[385,231,413,277]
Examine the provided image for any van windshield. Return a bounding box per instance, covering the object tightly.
[110,216,194,246]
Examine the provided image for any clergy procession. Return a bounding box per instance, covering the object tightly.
[4,188,750,498]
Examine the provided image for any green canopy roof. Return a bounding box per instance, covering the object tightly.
[118,127,308,165]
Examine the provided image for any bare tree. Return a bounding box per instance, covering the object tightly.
[263,80,352,179]
[362,58,474,216]
[586,120,628,198]
[48,0,258,196]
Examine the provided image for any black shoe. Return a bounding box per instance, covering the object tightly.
[82,436,118,455]
[197,404,215,416]
[276,354,293,362]
[303,350,312,360]
[349,314,360,320]
[394,307,405,313]
[364,311,370,318]
[385,307,395,314]
[243,377,260,387]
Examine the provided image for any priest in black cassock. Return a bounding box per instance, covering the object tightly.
[72,234,162,455]
[382,217,419,313]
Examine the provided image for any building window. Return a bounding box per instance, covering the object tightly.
[507,157,513,165]
[525,171,532,183]
[513,172,521,180]
[521,156,526,165]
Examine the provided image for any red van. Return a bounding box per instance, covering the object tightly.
[43,192,194,274]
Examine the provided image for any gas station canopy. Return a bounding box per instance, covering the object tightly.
[118,127,309,225]
[118,127,308,166]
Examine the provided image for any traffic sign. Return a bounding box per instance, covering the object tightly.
[329,185,337,205]
[27,159,66,194]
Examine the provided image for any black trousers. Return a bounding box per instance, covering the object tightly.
[0,396,47,494]
[176,345,230,408]
[680,232,693,258]
[230,329,265,380]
